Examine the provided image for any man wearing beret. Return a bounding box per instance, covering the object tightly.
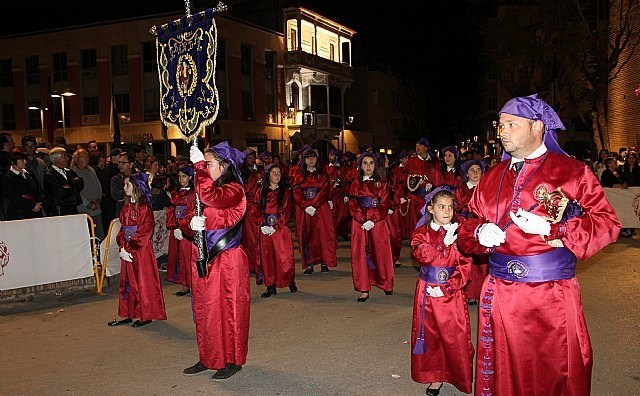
[457,94,621,395]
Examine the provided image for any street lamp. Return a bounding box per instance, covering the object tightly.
[51,89,76,138]
[27,105,47,140]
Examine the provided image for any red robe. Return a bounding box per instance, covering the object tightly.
[454,182,487,300]
[251,186,295,288]
[327,163,350,239]
[116,201,167,322]
[410,224,473,393]
[166,188,195,288]
[434,165,462,189]
[349,177,394,293]
[387,164,405,261]
[243,170,263,274]
[292,168,337,268]
[457,152,621,396]
[404,155,439,232]
[187,162,250,370]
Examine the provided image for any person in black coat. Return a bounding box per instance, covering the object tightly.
[1,149,44,220]
[43,147,84,216]
[600,157,623,188]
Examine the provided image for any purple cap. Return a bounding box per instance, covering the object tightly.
[357,152,376,169]
[358,143,372,153]
[459,158,486,176]
[499,93,568,158]
[131,172,152,206]
[178,165,194,177]
[398,150,409,159]
[243,148,256,156]
[264,163,281,174]
[440,146,459,159]
[259,151,272,160]
[212,141,247,184]
[416,137,431,147]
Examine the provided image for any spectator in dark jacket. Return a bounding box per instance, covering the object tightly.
[43,147,84,216]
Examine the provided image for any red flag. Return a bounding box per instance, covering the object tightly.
[45,77,57,144]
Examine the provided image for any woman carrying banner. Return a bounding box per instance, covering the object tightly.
[183,142,249,381]
[107,172,167,328]
[252,163,297,297]
[348,152,394,302]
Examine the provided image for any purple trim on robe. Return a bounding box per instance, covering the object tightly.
[357,196,380,208]
[122,225,137,243]
[175,205,187,219]
[489,248,576,282]
[302,187,319,199]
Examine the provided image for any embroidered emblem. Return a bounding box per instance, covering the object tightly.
[265,214,278,226]
[371,198,379,208]
[506,260,529,279]
[176,54,197,97]
[436,268,450,282]
[533,184,550,203]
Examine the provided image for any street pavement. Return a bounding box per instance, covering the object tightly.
[1,236,639,396]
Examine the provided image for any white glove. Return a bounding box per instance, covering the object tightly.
[425,183,433,192]
[362,220,375,231]
[426,286,444,298]
[343,196,349,203]
[119,247,133,262]
[328,200,334,210]
[304,206,316,216]
[509,209,551,235]
[388,208,394,215]
[260,226,270,235]
[190,145,205,164]
[477,222,506,248]
[400,197,408,204]
[266,226,276,236]
[173,229,184,240]
[443,222,458,247]
[190,215,206,231]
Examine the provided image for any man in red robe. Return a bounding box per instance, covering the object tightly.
[457,94,621,396]
[404,138,439,231]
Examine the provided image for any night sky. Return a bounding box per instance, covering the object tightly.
[2,0,485,141]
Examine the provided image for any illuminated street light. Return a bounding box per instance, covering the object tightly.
[27,105,47,140]
[51,89,76,139]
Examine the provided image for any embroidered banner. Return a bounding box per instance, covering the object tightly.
[154,8,220,138]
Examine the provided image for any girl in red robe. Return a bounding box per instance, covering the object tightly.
[108,172,167,328]
[349,153,394,302]
[455,158,488,304]
[291,148,337,274]
[252,163,297,297]
[410,187,473,395]
[182,142,250,381]
[166,165,196,296]
[434,145,462,189]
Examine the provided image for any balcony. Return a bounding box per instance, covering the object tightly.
[285,50,354,81]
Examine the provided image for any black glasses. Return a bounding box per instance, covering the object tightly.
[117,161,130,165]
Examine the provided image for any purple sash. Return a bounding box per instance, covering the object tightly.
[21,194,35,203]
[175,205,187,219]
[489,248,576,282]
[205,226,242,253]
[418,266,454,284]
[122,225,137,243]
[302,187,318,199]
[357,196,380,208]
[264,213,279,226]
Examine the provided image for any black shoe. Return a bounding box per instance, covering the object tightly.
[132,319,152,328]
[261,286,277,298]
[303,266,314,275]
[426,383,443,395]
[467,299,478,305]
[212,363,242,380]
[176,288,190,296]
[183,361,210,376]
[320,264,329,273]
[357,292,369,302]
[107,318,132,327]
[384,290,393,295]
[289,282,298,293]
[394,262,402,268]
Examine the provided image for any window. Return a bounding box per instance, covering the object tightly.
[114,93,130,113]
[82,96,99,115]
[329,43,335,61]
[52,53,68,82]
[341,42,350,65]
[81,49,97,79]
[28,101,42,129]
[264,51,276,120]
[0,59,13,87]
[217,40,226,71]
[241,44,251,76]
[2,103,16,130]
[111,45,128,76]
[142,42,157,73]
[242,90,254,120]
[289,28,297,51]
[25,56,40,85]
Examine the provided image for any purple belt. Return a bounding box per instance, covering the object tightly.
[205,226,242,252]
[122,225,137,243]
[489,248,576,282]
[418,266,454,284]
[175,205,187,219]
[357,196,380,208]
[264,213,279,226]
[302,187,319,199]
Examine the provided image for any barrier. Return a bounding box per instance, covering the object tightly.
[603,187,640,228]
[0,214,94,291]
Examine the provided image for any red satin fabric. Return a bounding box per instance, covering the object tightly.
[410,225,473,393]
[404,155,439,231]
[116,202,167,322]
[387,164,405,259]
[349,177,394,293]
[243,170,263,274]
[251,186,295,288]
[433,166,462,189]
[457,153,621,396]
[327,164,351,239]
[165,188,195,287]
[292,168,337,268]
[186,162,251,370]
